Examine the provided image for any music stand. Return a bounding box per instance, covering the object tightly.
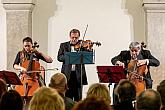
[96,66,126,84]
[0,70,22,86]
[65,51,94,64]
[65,51,94,99]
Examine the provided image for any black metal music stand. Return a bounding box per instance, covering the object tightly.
[65,51,94,99]
[0,70,22,86]
[96,66,125,84]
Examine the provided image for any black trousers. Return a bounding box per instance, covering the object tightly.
[65,71,82,101]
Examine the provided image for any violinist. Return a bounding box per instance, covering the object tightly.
[57,29,90,101]
[111,41,160,105]
[13,37,53,96]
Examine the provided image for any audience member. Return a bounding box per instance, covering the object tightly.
[136,89,161,110]
[72,96,111,110]
[49,73,76,110]
[114,79,136,110]
[157,80,165,110]
[0,89,23,110]
[0,79,7,99]
[28,86,65,110]
[87,83,111,104]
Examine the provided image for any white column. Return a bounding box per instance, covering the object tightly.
[143,0,165,89]
[2,0,36,70]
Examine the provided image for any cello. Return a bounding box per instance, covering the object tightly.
[127,60,147,96]
[15,42,41,97]
[127,42,148,96]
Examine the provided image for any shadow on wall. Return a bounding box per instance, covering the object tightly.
[121,0,145,42]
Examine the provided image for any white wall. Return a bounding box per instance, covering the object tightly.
[32,0,57,68]
[124,0,145,42]
[0,3,6,70]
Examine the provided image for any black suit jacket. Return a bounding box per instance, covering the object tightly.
[111,49,160,88]
[57,41,88,86]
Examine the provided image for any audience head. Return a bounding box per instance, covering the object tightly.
[115,79,136,102]
[49,73,68,94]
[72,96,111,110]
[157,80,165,109]
[136,89,161,110]
[0,90,23,110]
[87,83,111,104]
[0,79,7,99]
[29,87,65,110]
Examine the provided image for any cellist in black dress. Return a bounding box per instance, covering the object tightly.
[13,37,53,96]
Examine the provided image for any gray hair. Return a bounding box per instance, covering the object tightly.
[129,41,141,50]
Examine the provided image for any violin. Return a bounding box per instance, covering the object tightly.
[74,40,101,51]
[73,25,101,51]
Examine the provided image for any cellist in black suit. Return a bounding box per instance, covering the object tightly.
[111,41,160,106]
[57,29,88,101]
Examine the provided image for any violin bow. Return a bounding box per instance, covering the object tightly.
[18,68,58,73]
[82,24,88,41]
[78,24,88,51]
